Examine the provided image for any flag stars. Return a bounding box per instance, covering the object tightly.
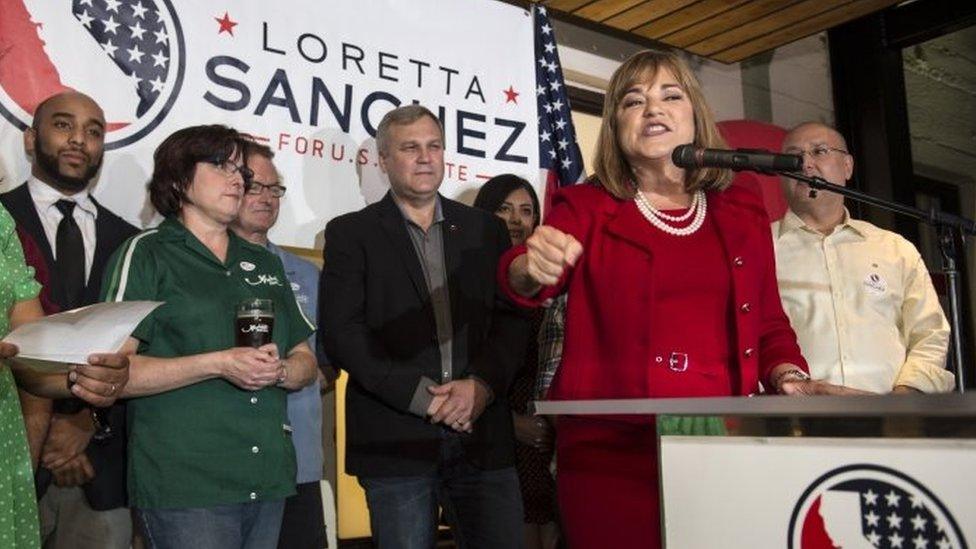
[866,531,881,545]
[127,44,145,64]
[78,0,93,6]
[912,533,928,549]
[889,532,905,548]
[153,26,168,45]
[937,537,951,549]
[77,10,94,28]
[863,489,879,506]
[910,514,927,531]
[103,15,120,35]
[909,495,923,509]
[215,12,239,35]
[105,0,122,13]
[885,490,902,507]
[886,511,903,530]
[127,71,143,91]
[865,510,880,527]
[101,39,118,58]
[149,76,165,94]
[151,50,168,68]
[130,21,147,40]
[535,5,582,183]
[131,1,149,19]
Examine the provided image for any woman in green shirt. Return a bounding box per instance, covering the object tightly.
[0,204,129,548]
[103,125,316,549]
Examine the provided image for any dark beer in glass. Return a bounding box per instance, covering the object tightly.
[236,298,274,348]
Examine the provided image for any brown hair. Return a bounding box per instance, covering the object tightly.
[593,50,732,199]
[375,105,444,155]
[148,125,250,217]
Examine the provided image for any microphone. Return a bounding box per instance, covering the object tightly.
[672,144,802,173]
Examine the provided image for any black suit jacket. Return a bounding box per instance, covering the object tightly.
[321,192,528,477]
[1,182,138,510]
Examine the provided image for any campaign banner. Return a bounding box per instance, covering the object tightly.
[660,436,973,548]
[0,0,539,248]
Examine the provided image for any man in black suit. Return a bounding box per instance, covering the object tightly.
[1,91,138,549]
[321,105,527,548]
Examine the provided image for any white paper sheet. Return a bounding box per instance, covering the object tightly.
[2,301,163,371]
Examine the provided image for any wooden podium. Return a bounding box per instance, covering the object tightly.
[535,394,976,548]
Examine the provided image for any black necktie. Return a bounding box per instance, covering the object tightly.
[55,200,85,309]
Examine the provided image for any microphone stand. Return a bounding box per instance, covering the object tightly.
[781,171,976,393]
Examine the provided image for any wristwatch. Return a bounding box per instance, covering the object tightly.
[774,368,811,393]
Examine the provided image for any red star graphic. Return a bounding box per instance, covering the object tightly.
[215,12,238,36]
[503,85,519,104]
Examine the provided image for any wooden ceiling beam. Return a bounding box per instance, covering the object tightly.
[632,0,752,40]
[544,0,596,13]
[662,0,804,49]
[709,0,901,62]
[574,0,646,22]
[511,0,903,65]
[687,0,853,56]
[602,0,699,31]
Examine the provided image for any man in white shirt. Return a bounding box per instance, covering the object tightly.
[1,91,138,549]
[772,121,954,394]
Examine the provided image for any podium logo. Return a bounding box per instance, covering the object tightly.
[0,0,186,149]
[788,464,966,548]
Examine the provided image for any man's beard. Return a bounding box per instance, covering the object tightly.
[34,142,102,193]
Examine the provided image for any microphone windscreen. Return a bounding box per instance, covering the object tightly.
[671,144,697,168]
[775,154,803,172]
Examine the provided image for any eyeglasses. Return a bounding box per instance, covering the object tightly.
[246,181,287,198]
[788,145,850,161]
[206,158,254,183]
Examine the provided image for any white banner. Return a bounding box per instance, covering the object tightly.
[0,0,540,248]
[660,436,974,548]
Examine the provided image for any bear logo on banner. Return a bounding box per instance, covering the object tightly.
[0,0,186,149]
[788,464,966,548]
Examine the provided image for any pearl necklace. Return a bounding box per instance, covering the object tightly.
[634,190,707,236]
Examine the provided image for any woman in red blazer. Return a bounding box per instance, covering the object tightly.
[499,50,858,548]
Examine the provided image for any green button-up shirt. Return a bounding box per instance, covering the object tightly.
[101,218,314,509]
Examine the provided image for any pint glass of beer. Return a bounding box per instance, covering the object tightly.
[236,298,274,348]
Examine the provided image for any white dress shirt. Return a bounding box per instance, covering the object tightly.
[772,209,953,393]
[27,177,98,282]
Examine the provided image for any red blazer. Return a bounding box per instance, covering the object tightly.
[499,177,807,400]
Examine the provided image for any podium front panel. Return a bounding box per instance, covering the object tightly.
[659,436,975,547]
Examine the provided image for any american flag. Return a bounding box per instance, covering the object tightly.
[801,477,962,548]
[533,5,585,215]
[72,0,171,118]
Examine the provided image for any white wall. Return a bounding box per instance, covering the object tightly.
[556,32,834,133]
